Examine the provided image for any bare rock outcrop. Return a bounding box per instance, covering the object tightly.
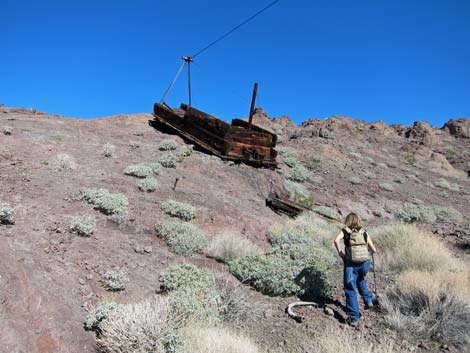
[443,119,470,139]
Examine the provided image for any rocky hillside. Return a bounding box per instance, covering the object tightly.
[0,106,469,353]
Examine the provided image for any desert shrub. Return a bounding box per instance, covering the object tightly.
[124,164,153,178]
[394,202,437,223]
[101,143,115,157]
[283,156,300,168]
[371,223,457,272]
[158,154,178,168]
[313,206,339,220]
[301,153,322,170]
[69,214,96,236]
[230,214,337,299]
[349,151,362,159]
[287,164,310,182]
[284,179,308,198]
[159,139,178,151]
[51,153,78,171]
[379,182,394,191]
[433,206,463,223]
[133,128,144,136]
[381,269,470,350]
[177,146,192,160]
[137,177,159,192]
[82,188,128,215]
[95,297,180,353]
[435,178,460,192]
[3,126,12,135]
[128,140,141,149]
[147,161,162,175]
[208,231,259,263]
[277,146,299,159]
[161,200,196,221]
[101,270,129,291]
[84,301,121,331]
[348,176,362,185]
[0,201,14,225]
[161,264,221,324]
[156,221,207,255]
[182,326,261,353]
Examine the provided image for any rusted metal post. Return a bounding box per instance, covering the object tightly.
[248,82,258,130]
[172,178,179,191]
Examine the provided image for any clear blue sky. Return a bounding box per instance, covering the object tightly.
[2,0,469,126]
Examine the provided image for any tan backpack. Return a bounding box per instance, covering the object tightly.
[343,227,370,263]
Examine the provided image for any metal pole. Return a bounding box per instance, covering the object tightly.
[248,82,258,130]
[183,56,194,107]
[160,59,187,104]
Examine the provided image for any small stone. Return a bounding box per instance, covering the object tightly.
[138,262,145,267]
[134,246,144,254]
[323,306,334,316]
[86,274,93,281]
[78,278,86,285]
[144,246,152,253]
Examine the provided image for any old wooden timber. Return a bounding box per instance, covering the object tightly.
[153,103,278,168]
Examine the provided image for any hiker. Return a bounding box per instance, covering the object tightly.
[334,212,377,327]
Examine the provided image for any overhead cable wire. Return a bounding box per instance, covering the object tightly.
[192,0,280,58]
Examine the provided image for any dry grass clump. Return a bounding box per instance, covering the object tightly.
[284,180,314,209]
[69,214,96,236]
[311,326,405,353]
[177,146,192,160]
[313,206,339,220]
[161,200,196,221]
[51,153,77,171]
[0,201,15,225]
[82,188,128,215]
[128,140,141,149]
[381,270,470,349]
[84,302,121,331]
[95,297,180,353]
[379,182,394,191]
[156,221,207,255]
[208,231,260,263]
[435,178,460,192]
[371,223,456,272]
[182,326,261,353]
[3,126,13,135]
[137,177,159,192]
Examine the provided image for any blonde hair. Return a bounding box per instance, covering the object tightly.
[344,213,361,229]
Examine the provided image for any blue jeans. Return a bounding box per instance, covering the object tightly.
[344,259,373,322]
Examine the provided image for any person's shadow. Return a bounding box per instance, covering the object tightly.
[294,267,348,324]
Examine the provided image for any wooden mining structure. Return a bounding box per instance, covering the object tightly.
[153,83,278,168]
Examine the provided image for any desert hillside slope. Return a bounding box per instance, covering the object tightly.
[0,106,469,353]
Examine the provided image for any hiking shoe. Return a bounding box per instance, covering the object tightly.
[347,317,359,327]
[365,301,374,309]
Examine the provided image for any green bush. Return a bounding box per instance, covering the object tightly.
[84,302,121,331]
[70,214,96,236]
[433,206,463,223]
[313,206,339,220]
[283,156,300,168]
[124,164,153,178]
[82,188,128,215]
[158,154,178,168]
[3,126,12,135]
[284,180,314,209]
[137,177,159,192]
[0,201,14,224]
[435,178,460,192]
[101,270,129,291]
[161,264,221,324]
[159,139,178,151]
[230,214,337,299]
[147,161,162,175]
[128,140,141,149]
[161,200,196,221]
[277,146,299,159]
[133,128,144,136]
[301,153,322,170]
[101,143,115,157]
[287,164,310,183]
[348,176,362,185]
[395,202,437,223]
[379,183,395,191]
[156,221,207,256]
[177,146,192,160]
